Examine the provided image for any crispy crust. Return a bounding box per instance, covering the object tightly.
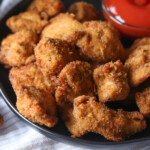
[73,95,146,141]
[125,44,150,87]
[130,37,150,51]
[55,61,95,105]
[16,86,57,127]
[9,63,54,93]
[0,30,38,67]
[68,2,100,22]
[34,38,80,79]
[136,87,150,117]
[9,63,57,127]
[76,21,124,63]
[93,60,130,102]
[126,37,150,58]
[58,103,87,137]
[6,12,48,34]
[28,0,65,20]
[41,13,82,42]
[55,61,95,137]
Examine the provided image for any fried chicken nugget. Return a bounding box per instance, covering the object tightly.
[56,61,95,104]
[58,103,87,137]
[27,0,65,20]
[41,13,82,42]
[126,37,150,58]
[55,61,95,137]
[16,86,57,127]
[130,37,150,51]
[9,63,54,93]
[34,38,80,79]
[9,63,57,127]
[93,60,130,103]
[73,95,146,141]
[0,114,3,127]
[136,87,150,117]
[68,1,100,22]
[0,30,38,67]
[125,44,150,87]
[6,12,48,34]
[76,21,124,63]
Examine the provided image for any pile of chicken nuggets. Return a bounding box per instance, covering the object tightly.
[0,0,150,141]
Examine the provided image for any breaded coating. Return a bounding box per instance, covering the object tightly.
[76,21,124,63]
[68,2,100,22]
[0,114,3,127]
[6,12,48,34]
[9,63,57,127]
[16,86,57,127]
[55,61,95,105]
[126,37,150,58]
[125,44,150,87]
[130,37,150,51]
[41,13,82,42]
[9,63,54,93]
[28,0,65,20]
[0,30,38,67]
[58,103,87,137]
[73,95,146,141]
[93,60,130,103]
[34,38,79,79]
[55,61,95,137]
[136,87,150,117]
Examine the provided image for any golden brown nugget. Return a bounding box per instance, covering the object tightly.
[9,63,55,94]
[93,60,130,103]
[130,37,150,51]
[6,12,48,34]
[0,30,38,67]
[41,13,82,42]
[58,103,87,137]
[55,61,95,137]
[73,95,146,141]
[16,86,57,127]
[55,61,95,105]
[125,44,150,87]
[126,37,150,58]
[76,21,124,63]
[34,38,80,79]
[9,64,58,127]
[28,0,65,20]
[68,2,100,22]
[0,114,3,127]
[136,87,150,117]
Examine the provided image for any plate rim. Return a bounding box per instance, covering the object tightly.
[0,0,150,148]
[1,78,150,149]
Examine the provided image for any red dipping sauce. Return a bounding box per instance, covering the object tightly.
[102,0,150,38]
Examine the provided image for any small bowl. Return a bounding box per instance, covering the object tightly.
[102,0,150,39]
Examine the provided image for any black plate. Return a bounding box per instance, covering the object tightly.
[0,0,150,149]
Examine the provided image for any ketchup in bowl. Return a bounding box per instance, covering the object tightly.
[102,0,150,38]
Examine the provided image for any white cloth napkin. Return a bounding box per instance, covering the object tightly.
[1,0,150,150]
